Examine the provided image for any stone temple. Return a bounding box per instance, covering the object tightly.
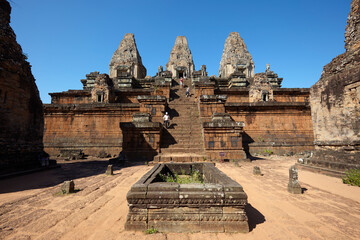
[1,0,358,177]
[43,32,314,163]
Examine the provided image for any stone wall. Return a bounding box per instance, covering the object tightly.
[309,0,360,170]
[43,103,139,156]
[226,102,314,155]
[0,0,44,171]
[120,113,162,161]
[50,91,91,104]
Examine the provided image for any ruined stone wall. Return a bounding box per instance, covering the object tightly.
[43,104,139,156]
[0,0,44,171]
[310,0,360,167]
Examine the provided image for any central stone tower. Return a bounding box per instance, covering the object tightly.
[166,36,195,78]
[219,32,255,78]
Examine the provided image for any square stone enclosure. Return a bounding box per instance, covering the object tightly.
[125,163,249,233]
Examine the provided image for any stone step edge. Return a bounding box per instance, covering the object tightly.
[295,163,345,178]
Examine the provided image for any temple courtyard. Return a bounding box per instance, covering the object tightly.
[0,156,359,240]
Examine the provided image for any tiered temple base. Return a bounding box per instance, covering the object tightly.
[125,163,249,233]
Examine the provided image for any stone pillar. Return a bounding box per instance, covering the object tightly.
[61,180,75,194]
[105,165,114,175]
[287,165,302,194]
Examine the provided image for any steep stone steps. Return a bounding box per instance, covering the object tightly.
[156,78,205,162]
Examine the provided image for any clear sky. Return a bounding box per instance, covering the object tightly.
[9,0,351,103]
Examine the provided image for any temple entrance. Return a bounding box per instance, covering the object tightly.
[178,71,184,78]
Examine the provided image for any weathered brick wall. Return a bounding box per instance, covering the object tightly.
[43,103,139,156]
[50,92,91,104]
[225,94,249,103]
[226,103,314,155]
[273,89,310,103]
[0,0,44,171]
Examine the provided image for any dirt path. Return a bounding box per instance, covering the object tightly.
[0,157,359,240]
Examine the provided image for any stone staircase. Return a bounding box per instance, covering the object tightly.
[154,78,206,162]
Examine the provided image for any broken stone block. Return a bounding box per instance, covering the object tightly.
[253,166,262,176]
[98,151,110,158]
[288,165,302,194]
[105,165,113,175]
[61,180,75,194]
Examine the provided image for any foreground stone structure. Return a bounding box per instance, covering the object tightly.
[0,0,45,172]
[44,31,314,161]
[125,163,248,233]
[304,0,360,173]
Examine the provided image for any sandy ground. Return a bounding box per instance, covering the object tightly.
[0,156,360,240]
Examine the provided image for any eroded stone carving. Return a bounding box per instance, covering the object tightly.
[219,32,255,79]
[166,36,195,79]
[109,33,146,79]
[309,0,360,170]
[91,74,113,103]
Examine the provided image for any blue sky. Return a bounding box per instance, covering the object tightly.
[9,0,351,103]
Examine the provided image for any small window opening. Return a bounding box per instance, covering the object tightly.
[262,92,269,102]
[97,94,103,102]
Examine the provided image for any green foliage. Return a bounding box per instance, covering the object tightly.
[258,136,265,142]
[159,168,204,184]
[264,149,273,155]
[145,226,158,234]
[203,156,206,161]
[342,169,360,187]
[159,172,176,182]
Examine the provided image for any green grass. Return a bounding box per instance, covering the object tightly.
[264,149,273,155]
[159,169,204,184]
[342,169,360,186]
[145,226,158,234]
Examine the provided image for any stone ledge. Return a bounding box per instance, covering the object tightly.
[225,102,309,108]
[200,95,227,102]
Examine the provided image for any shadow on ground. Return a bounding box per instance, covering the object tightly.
[246,203,266,231]
[0,159,142,194]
